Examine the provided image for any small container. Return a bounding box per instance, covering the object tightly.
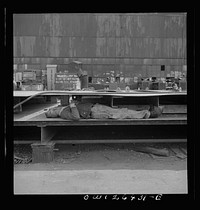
[21,85,32,91]
[80,75,88,89]
[31,84,44,91]
[158,82,166,90]
[130,82,138,90]
[31,142,55,163]
[151,82,159,90]
[142,81,150,90]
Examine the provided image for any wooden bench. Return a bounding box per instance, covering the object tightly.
[14,90,187,144]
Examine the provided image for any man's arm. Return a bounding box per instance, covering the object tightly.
[69,103,81,120]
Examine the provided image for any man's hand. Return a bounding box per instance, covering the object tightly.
[69,102,76,108]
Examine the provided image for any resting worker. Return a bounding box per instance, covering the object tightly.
[45,97,163,120]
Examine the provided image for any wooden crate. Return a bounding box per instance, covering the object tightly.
[21,85,32,91]
[21,84,43,91]
[22,71,36,80]
[31,142,55,163]
[158,82,166,90]
[142,81,150,90]
[31,84,44,91]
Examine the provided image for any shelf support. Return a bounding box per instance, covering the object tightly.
[40,126,58,143]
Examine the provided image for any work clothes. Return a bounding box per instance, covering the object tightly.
[45,106,63,118]
[45,102,153,120]
[45,105,80,120]
[59,106,80,120]
[91,104,150,119]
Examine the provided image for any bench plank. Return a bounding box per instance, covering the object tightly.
[162,105,187,114]
[14,139,187,144]
[14,115,187,126]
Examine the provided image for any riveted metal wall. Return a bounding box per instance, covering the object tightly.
[13,13,186,79]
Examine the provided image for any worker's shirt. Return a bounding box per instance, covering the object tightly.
[59,102,93,120]
[91,104,150,119]
[59,105,80,120]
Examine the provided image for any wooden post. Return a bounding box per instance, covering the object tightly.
[46,65,57,90]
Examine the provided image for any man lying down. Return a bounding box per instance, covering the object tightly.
[44,97,163,121]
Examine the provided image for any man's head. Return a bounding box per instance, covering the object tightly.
[70,95,82,104]
[149,105,164,118]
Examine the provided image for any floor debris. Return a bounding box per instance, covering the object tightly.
[179,146,187,155]
[169,147,187,159]
[14,155,32,164]
[133,146,170,157]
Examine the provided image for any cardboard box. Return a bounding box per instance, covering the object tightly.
[21,84,43,91]
[31,84,43,91]
[21,85,32,91]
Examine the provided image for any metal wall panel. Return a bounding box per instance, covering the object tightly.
[13,13,186,79]
[96,14,117,37]
[163,15,185,38]
[95,37,107,57]
[162,38,186,58]
[13,14,43,36]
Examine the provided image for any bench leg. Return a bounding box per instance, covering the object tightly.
[40,126,57,143]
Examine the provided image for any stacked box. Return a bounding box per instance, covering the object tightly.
[23,71,36,81]
[55,73,80,90]
[179,81,187,91]
[15,72,23,82]
[109,82,118,90]
[158,82,166,90]
[21,85,32,91]
[118,83,126,90]
[130,82,138,90]
[150,82,159,90]
[142,81,150,90]
[21,84,43,91]
[31,84,44,91]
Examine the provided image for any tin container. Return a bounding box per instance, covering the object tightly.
[31,142,55,163]
[158,82,166,90]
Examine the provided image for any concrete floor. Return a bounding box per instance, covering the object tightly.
[14,143,187,194]
[14,169,187,194]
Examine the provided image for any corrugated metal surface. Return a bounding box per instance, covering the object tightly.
[13,13,186,78]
